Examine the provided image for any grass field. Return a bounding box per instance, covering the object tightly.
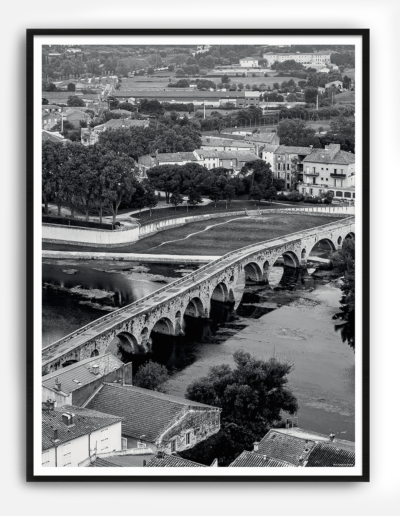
[119,74,300,93]
[43,213,342,255]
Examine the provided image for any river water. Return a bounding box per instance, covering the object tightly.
[42,258,355,441]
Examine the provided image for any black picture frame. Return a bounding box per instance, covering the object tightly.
[27,28,370,482]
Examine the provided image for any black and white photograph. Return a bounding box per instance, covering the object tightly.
[27,30,368,480]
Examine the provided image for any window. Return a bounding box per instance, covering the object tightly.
[344,192,351,198]
[353,193,355,198]
[171,439,177,453]
[302,188,306,194]
[42,451,50,466]
[137,441,146,449]
[336,191,343,197]
[306,166,309,173]
[185,432,191,446]
[121,437,127,450]
[310,188,313,195]
[63,443,72,467]
[143,460,147,466]
[334,168,337,173]
[100,428,109,451]
[287,164,290,170]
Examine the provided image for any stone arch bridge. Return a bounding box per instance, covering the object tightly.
[42,217,355,375]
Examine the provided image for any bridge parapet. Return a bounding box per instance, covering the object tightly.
[42,217,355,374]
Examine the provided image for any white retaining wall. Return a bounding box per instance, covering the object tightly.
[42,206,355,246]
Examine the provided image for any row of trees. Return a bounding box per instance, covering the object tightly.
[42,141,156,222]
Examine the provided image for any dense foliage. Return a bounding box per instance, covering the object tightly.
[179,350,298,466]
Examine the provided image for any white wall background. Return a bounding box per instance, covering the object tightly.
[2,1,399,513]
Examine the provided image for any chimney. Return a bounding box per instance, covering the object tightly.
[329,433,335,442]
[263,455,267,460]
[62,413,75,427]
[54,378,61,391]
[47,399,55,411]
[156,451,164,459]
[92,365,99,375]
[253,442,259,452]
[53,428,59,441]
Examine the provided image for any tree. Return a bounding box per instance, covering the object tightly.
[67,82,76,92]
[222,183,236,208]
[168,64,174,71]
[249,183,263,204]
[304,87,318,104]
[277,119,321,147]
[321,190,334,204]
[170,191,184,210]
[204,56,215,69]
[221,74,230,84]
[147,67,154,75]
[67,96,85,107]
[132,361,169,393]
[175,68,185,77]
[181,350,298,466]
[42,98,49,105]
[187,188,203,207]
[331,238,355,350]
[141,182,158,217]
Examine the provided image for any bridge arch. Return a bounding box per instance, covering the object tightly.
[308,237,336,257]
[115,331,140,352]
[272,251,300,269]
[244,262,263,282]
[345,232,355,240]
[151,317,175,336]
[211,282,229,303]
[184,297,206,318]
[90,349,99,357]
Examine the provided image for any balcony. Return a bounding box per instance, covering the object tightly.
[330,173,346,179]
[304,171,319,176]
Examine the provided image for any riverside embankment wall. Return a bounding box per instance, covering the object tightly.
[42,206,355,247]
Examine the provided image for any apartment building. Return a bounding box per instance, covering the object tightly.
[263,51,331,67]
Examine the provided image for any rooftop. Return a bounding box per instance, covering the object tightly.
[42,405,121,451]
[86,383,220,443]
[195,149,259,161]
[274,145,314,156]
[42,131,66,144]
[305,442,355,467]
[146,454,206,467]
[88,453,155,467]
[103,118,149,130]
[42,353,124,395]
[303,144,355,165]
[201,136,254,149]
[257,430,316,466]
[229,451,295,468]
[274,427,355,452]
[245,133,278,144]
[157,151,198,163]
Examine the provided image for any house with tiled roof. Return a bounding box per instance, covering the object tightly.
[138,151,201,171]
[84,447,155,467]
[245,132,280,155]
[42,111,61,130]
[42,353,131,407]
[267,145,314,190]
[85,383,221,455]
[42,403,122,467]
[256,429,317,466]
[201,136,255,152]
[298,144,355,201]
[305,442,355,467]
[229,451,295,468]
[231,427,355,468]
[145,451,208,468]
[42,130,66,145]
[193,149,259,173]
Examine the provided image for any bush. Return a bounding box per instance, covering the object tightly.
[287,191,304,202]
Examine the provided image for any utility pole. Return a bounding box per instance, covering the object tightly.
[316,93,319,111]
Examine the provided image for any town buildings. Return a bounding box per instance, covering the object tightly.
[298,144,355,199]
[228,427,355,467]
[85,383,221,455]
[193,149,259,172]
[42,353,131,407]
[264,145,314,190]
[239,58,259,68]
[263,51,331,67]
[42,402,122,467]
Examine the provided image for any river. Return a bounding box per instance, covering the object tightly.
[42,257,355,441]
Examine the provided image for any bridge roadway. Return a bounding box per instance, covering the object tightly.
[42,216,355,374]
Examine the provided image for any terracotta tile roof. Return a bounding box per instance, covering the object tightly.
[157,152,198,163]
[274,145,314,156]
[229,451,295,467]
[245,133,277,144]
[257,430,316,466]
[146,454,206,467]
[303,146,355,165]
[88,454,155,467]
[42,405,121,451]
[42,353,124,395]
[195,149,259,161]
[305,442,355,467]
[274,428,355,452]
[42,131,65,144]
[86,383,220,443]
[262,144,280,153]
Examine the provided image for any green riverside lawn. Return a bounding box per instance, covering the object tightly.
[43,213,343,256]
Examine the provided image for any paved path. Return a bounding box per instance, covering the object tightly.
[42,251,220,264]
